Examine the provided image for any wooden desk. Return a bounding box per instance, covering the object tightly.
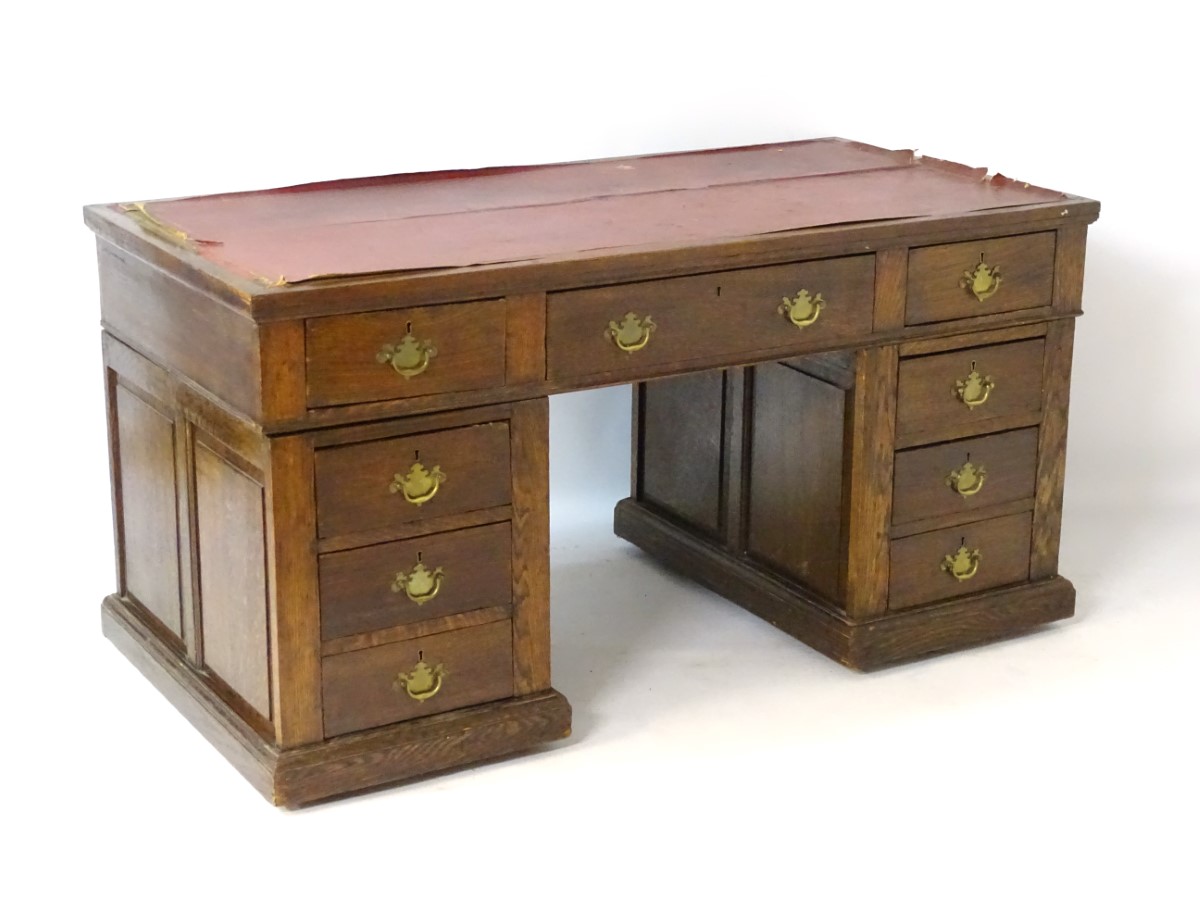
[84,139,1099,805]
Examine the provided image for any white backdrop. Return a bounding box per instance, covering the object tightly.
[3,2,1198,897]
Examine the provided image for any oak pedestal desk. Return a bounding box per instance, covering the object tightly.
[84,139,1099,806]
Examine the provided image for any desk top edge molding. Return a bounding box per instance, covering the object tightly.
[84,195,1099,323]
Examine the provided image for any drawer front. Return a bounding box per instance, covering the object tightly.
[892,428,1039,525]
[322,619,514,737]
[315,423,511,538]
[306,300,506,407]
[547,256,874,381]
[889,512,1032,610]
[896,339,1045,440]
[319,522,513,641]
[906,232,1056,325]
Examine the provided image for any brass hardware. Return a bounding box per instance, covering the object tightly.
[946,460,987,497]
[606,312,656,352]
[391,561,445,606]
[960,256,1003,301]
[377,333,438,378]
[120,202,194,248]
[953,362,995,409]
[778,289,826,328]
[390,462,446,506]
[941,545,982,582]
[393,659,445,702]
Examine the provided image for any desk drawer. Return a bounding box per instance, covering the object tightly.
[547,256,874,381]
[319,522,513,641]
[892,428,1039,525]
[896,339,1045,441]
[906,232,1055,325]
[322,619,514,737]
[315,423,511,538]
[306,300,506,407]
[889,512,1033,610]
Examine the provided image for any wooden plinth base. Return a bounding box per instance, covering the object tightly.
[613,499,1074,671]
[101,594,572,807]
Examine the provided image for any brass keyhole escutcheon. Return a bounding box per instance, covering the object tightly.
[377,330,438,379]
[391,560,445,606]
[941,545,982,582]
[954,361,995,409]
[946,460,987,498]
[960,254,1002,301]
[778,289,825,328]
[390,461,446,506]
[606,312,656,353]
[394,657,445,702]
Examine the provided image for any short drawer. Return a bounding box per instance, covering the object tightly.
[893,428,1039,525]
[315,423,511,538]
[322,619,514,737]
[319,522,513,641]
[306,300,506,407]
[896,338,1045,441]
[889,511,1032,610]
[906,232,1056,325]
[547,256,874,381]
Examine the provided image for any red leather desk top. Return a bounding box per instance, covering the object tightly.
[123,138,1066,284]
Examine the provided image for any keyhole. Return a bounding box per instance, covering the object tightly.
[414,449,420,462]
[716,285,722,297]
[406,321,414,334]
[418,650,424,662]
[417,551,423,563]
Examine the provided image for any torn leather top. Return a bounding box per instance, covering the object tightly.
[121,138,1068,285]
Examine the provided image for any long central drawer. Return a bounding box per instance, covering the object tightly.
[547,255,875,381]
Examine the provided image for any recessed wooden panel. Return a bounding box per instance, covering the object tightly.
[319,522,513,641]
[896,339,1045,441]
[115,384,182,639]
[195,443,271,718]
[547,256,874,382]
[640,371,725,533]
[322,619,514,737]
[746,362,848,601]
[314,422,511,539]
[893,427,1039,525]
[306,300,506,407]
[906,232,1056,325]
[889,511,1032,610]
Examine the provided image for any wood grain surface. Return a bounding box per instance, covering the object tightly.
[322,619,514,737]
[906,231,1056,325]
[314,422,511,538]
[888,511,1033,610]
[306,300,506,407]
[319,522,512,641]
[892,427,1039,525]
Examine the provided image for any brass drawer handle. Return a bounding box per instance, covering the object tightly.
[778,289,825,328]
[960,255,1002,301]
[394,655,445,702]
[941,545,982,582]
[376,331,438,379]
[606,312,656,353]
[945,460,987,497]
[390,462,446,506]
[391,560,445,605]
[953,362,995,409]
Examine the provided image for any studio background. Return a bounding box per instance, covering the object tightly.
[2,2,1196,897]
